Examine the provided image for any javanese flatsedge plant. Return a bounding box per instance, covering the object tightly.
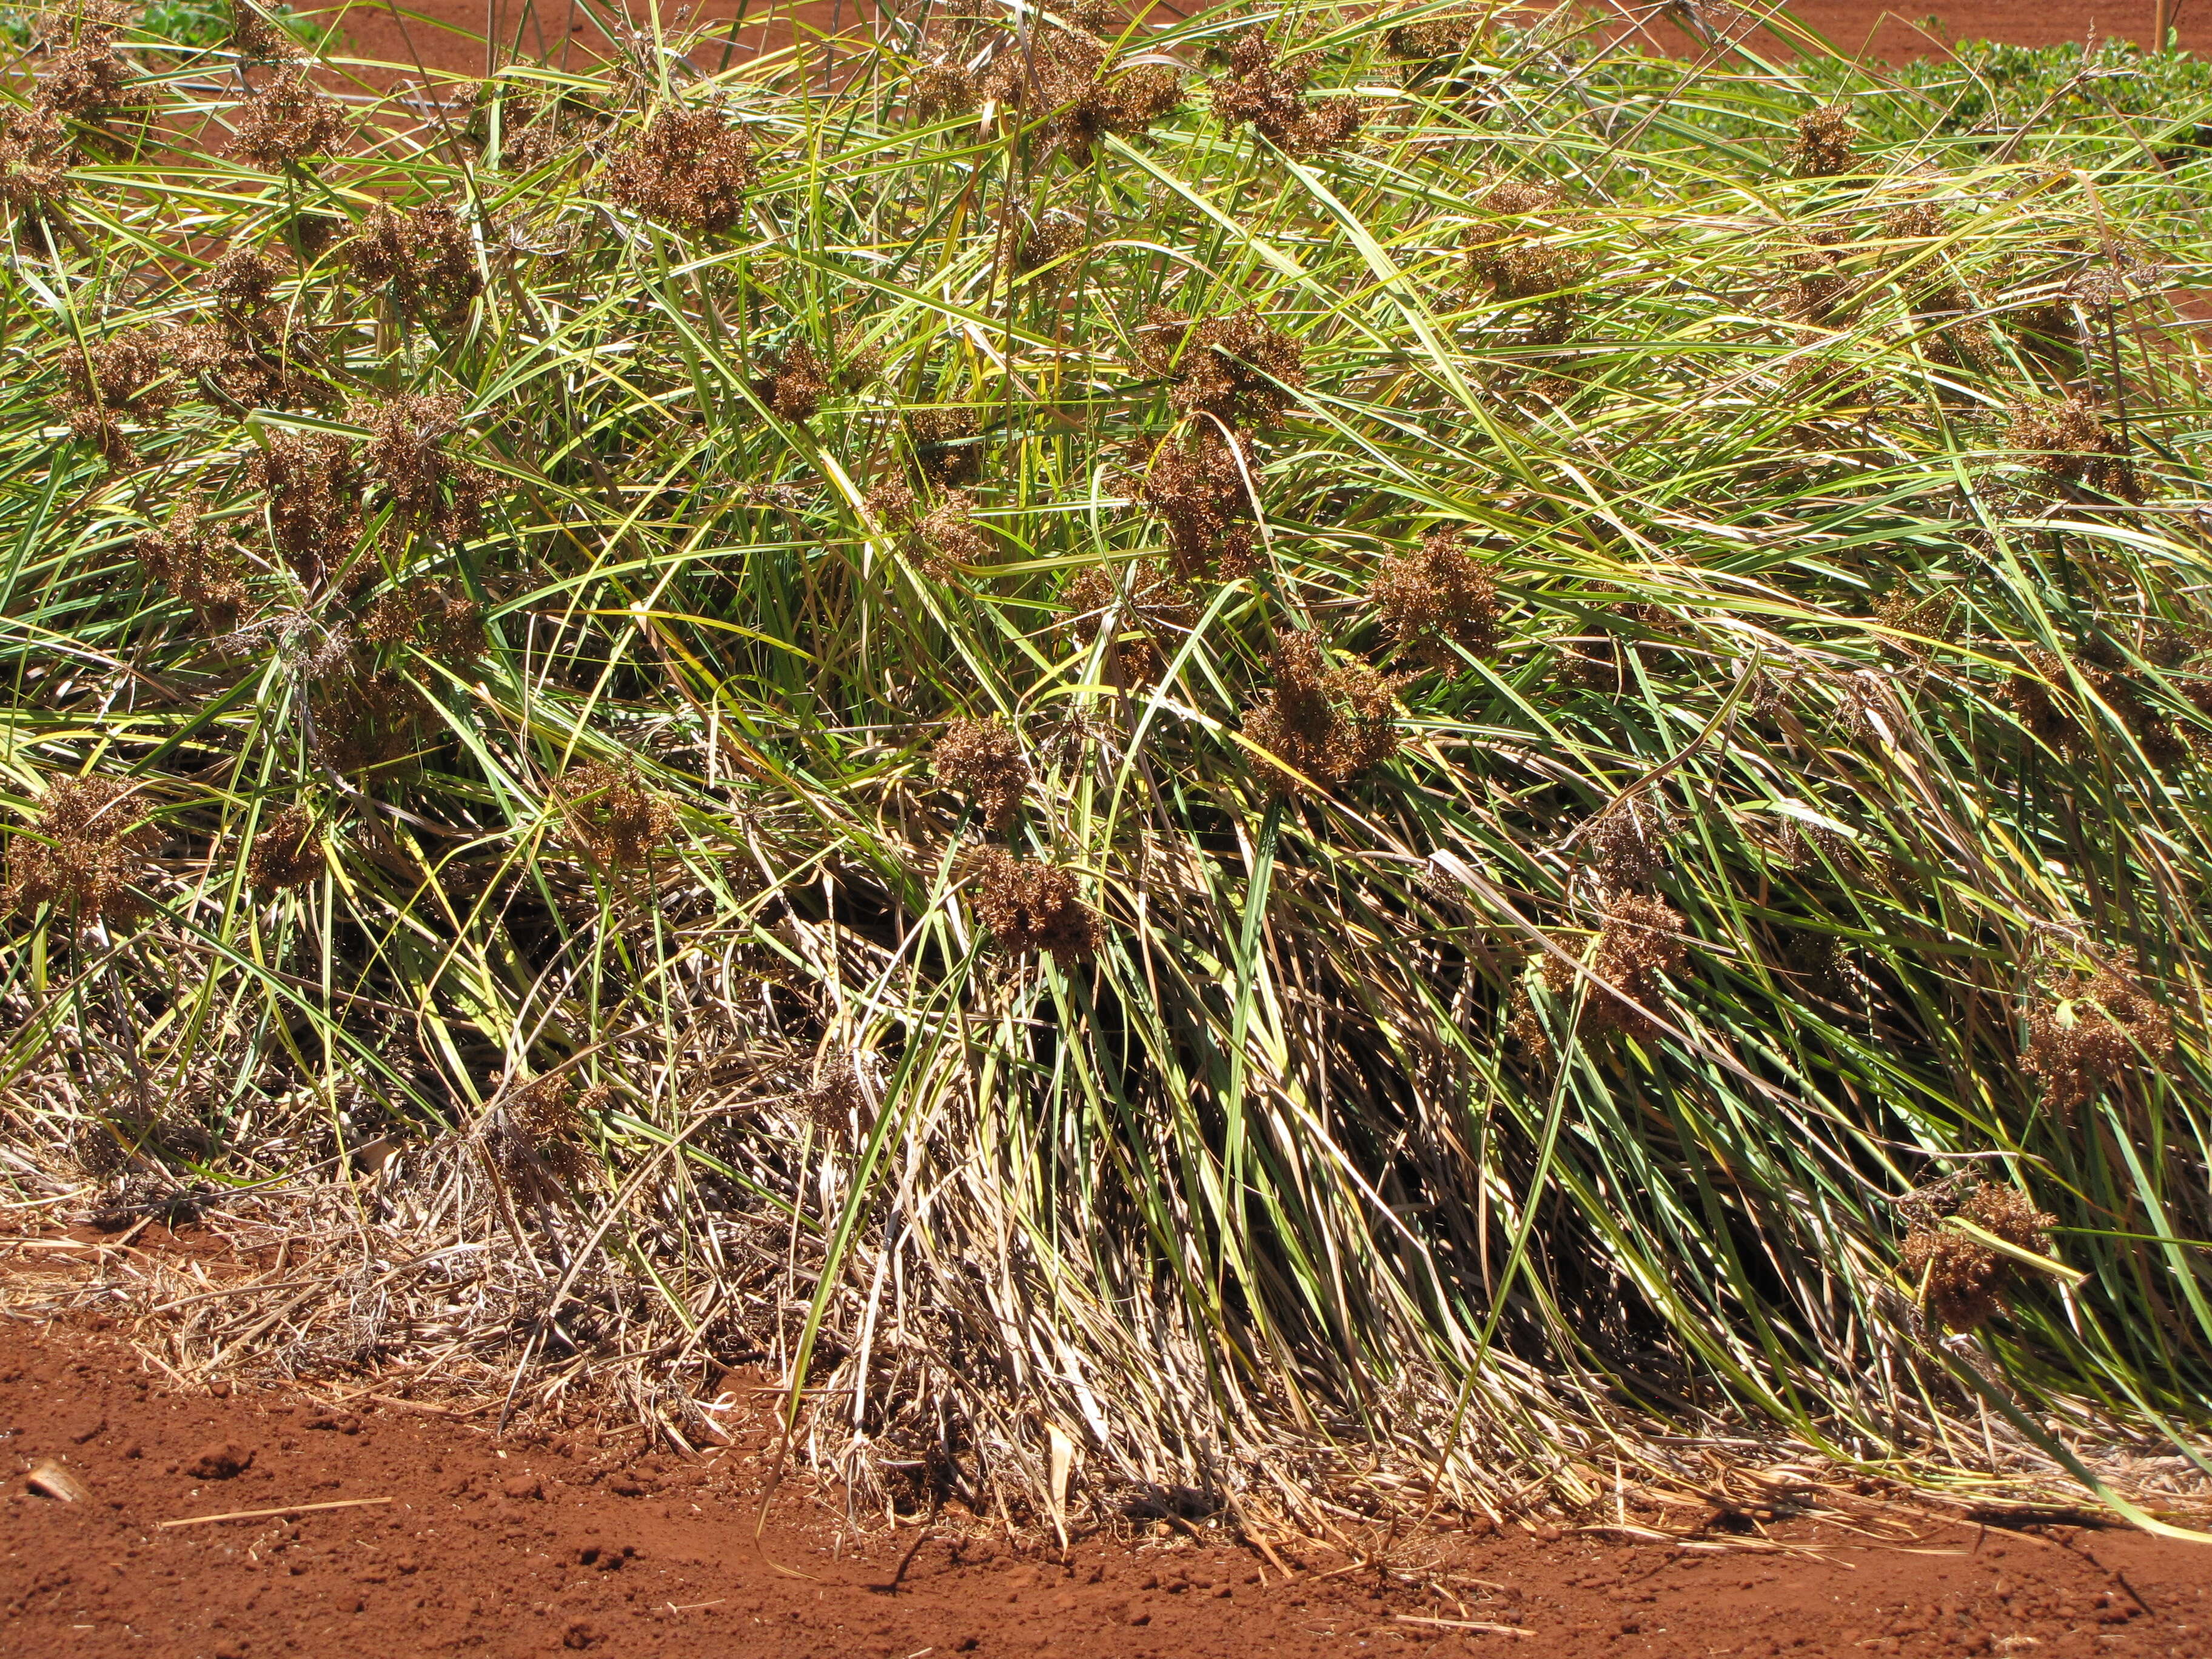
[4,0,2212,1540]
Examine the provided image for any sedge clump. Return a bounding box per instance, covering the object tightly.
[1541,893,1688,1042]
[931,716,1031,833]
[359,393,493,543]
[55,327,173,467]
[253,432,363,589]
[1900,1179,2056,1333]
[232,67,350,168]
[347,203,481,323]
[133,497,249,629]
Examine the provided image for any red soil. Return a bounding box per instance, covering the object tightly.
[319,0,2212,85]
[5,1308,2210,1658]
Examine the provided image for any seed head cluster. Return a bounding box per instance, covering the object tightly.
[348,203,481,323]
[1136,428,1257,580]
[606,98,757,235]
[2008,396,2137,500]
[1065,559,1195,685]
[55,326,173,466]
[1384,11,1480,61]
[310,657,427,777]
[246,803,325,893]
[2023,954,2174,1112]
[1790,103,1857,178]
[1369,527,1503,669]
[914,491,988,578]
[1241,629,1401,794]
[969,848,1100,966]
[909,61,980,121]
[552,762,677,870]
[360,394,492,543]
[253,433,363,589]
[756,342,830,421]
[231,67,352,169]
[1210,28,1362,156]
[8,776,162,923]
[0,106,76,217]
[1900,1179,2055,1333]
[1583,797,1680,890]
[979,12,1182,152]
[931,716,1032,833]
[2008,643,2191,766]
[1541,893,1688,1042]
[133,497,249,629]
[1142,307,1305,424]
[908,407,982,486]
[494,1073,596,1190]
[361,577,483,660]
[176,243,321,409]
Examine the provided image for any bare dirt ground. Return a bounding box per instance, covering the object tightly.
[314,0,2212,85]
[5,1281,2211,1659]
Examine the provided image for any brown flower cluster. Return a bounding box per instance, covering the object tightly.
[229,6,303,61]
[1210,28,1361,156]
[2006,643,2191,766]
[605,98,757,235]
[756,342,830,421]
[997,208,1088,281]
[2023,954,2174,1112]
[2008,396,2137,500]
[493,1073,597,1191]
[245,803,325,894]
[910,61,980,121]
[1241,629,1400,794]
[552,762,677,869]
[913,491,988,578]
[310,657,428,777]
[54,326,174,466]
[794,1057,865,1135]
[1900,1179,2056,1333]
[231,67,351,169]
[908,406,982,486]
[254,433,363,589]
[1140,306,1305,424]
[864,478,919,530]
[979,15,1182,151]
[0,105,76,218]
[1464,181,1585,340]
[1369,527,1502,669]
[347,203,482,323]
[1583,797,1680,890]
[36,21,141,127]
[175,243,321,409]
[361,577,483,660]
[1785,227,1851,326]
[360,394,493,543]
[968,848,1100,966]
[133,497,249,629]
[1135,426,1257,580]
[1384,9,1481,61]
[8,775,161,923]
[1540,893,1687,1042]
[1065,559,1195,685]
[931,716,1032,833]
[1789,103,1857,178]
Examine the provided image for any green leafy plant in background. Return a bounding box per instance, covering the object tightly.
[2,0,2210,1535]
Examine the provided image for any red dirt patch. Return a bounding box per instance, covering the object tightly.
[4,1313,2209,1658]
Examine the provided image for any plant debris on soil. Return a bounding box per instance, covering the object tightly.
[4,1303,2210,1659]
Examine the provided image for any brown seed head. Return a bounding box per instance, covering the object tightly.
[0,106,76,216]
[133,497,249,629]
[55,327,174,467]
[552,761,677,870]
[910,61,980,121]
[1789,103,1857,178]
[245,803,325,893]
[1575,892,1689,1041]
[1135,426,1258,581]
[347,202,482,323]
[232,67,351,168]
[1900,1179,2056,1333]
[1369,526,1501,669]
[1583,797,1680,890]
[932,716,1031,833]
[914,490,989,578]
[1065,558,1195,684]
[908,406,982,486]
[1241,629,1401,794]
[979,20,1181,150]
[1154,308,1305,424]
[755,342,830,421]
[8,775,163,922]
[494,1073,595,1189]
[309,655,429,776]
[229,6,303,61]
[361,577,483,660]
[2023,953,2174,1113]
[2008,396,2136,500]
[968,846,1101,967]
[206,243,288,313]
[606,97,757,234]
[253,432,363,588]
[1384,12,1480,61]
[37,36,141,122]
[1210,28,1361,155]
[359,393,492,543]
